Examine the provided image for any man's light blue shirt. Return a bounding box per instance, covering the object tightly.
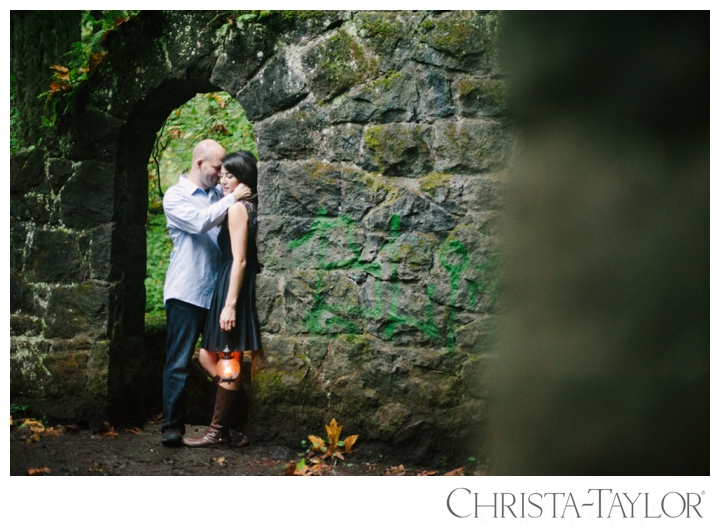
[162,175,236,309]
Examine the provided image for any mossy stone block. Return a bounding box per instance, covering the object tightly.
[361,123,433,177]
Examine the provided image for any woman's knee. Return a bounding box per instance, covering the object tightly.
[198,349,218,371]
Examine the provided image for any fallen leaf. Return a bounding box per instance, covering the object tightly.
[417,470,438,476]
[10,415,13,427]
[212,457,226,465]
[342,434,359,453]
[43,427,62,437]
[325,419,343,451]
[27,467,51,476]
[91,421,118,440]
[285,463,297,476]
[443,467,466,476]
[124,427,142,435]
[308,435,325,451]
[20,419,45,430]
[305,461,331,476]
[385,465,405,476]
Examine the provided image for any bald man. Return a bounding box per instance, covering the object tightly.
[160,139,251,446]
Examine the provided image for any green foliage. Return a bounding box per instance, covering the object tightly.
[145,213,172,315]
[148,92,257,203]
[10,74,22,154]
[216,10,321,35]
[10,403,27,417]
[145,92,256,314]
[145,313,167,334]
[38,10,137,125]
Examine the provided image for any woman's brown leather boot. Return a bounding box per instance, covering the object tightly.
[183,386,240,447]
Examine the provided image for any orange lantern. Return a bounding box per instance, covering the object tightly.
[217,346,240,382]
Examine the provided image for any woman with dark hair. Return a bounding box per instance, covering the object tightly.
[184,150,262,447]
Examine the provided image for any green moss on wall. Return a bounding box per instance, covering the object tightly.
[419,171,451,193]
[318,31,379,100]
[359,13,404,40]
[363,124,427,173]
[422,12,492,58]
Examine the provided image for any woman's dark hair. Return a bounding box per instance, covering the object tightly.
[222,150,258,195]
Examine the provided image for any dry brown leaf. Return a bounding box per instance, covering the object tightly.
[88,51,107,71]
[49,81,71,94]
[50,64,70,80]
[43,427,62,437]
[211,457,227,467]
[308,434,325,451]
[27,467,51,476]
[285,463,297,475]
[91,421,118,440]
[342,434,359,453]
[10,415,13,427]
[385,465,406,476]
[417,470,438,476]
[305,462,330,476]
[124,427,142,435]
[443,467,466,476]
[325,418,342,451]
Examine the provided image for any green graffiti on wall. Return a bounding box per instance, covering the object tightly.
[288,209,497,348]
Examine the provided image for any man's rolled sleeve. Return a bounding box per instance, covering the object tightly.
[163,187,235,234]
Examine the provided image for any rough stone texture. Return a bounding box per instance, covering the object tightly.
[10,10,511,465]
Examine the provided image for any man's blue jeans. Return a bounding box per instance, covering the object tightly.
[163,299,208,434]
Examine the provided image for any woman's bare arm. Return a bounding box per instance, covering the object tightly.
[219,201,249,332]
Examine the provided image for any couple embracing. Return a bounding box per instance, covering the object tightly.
[160,139,261,448]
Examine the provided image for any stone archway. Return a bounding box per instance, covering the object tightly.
[10,11,511,463]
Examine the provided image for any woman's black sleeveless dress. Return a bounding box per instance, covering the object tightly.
[201,199,262,352]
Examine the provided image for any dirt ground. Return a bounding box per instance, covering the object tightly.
[10,418,467,476]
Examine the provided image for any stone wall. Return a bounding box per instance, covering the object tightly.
[10,10,512,463]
